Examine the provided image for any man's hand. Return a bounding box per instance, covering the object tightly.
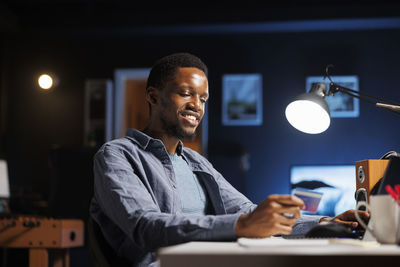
[320,209,370,229]
[235,194,305,238]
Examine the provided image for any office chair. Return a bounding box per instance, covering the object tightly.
[87,216,130,267]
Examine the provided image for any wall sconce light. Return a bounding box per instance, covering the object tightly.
[285,65,400,134]
[38,73,58,90]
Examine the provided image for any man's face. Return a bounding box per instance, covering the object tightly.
[156,67,209,140]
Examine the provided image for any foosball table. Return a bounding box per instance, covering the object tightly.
[0,215,84,267]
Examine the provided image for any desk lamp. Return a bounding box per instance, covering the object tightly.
[285,65,400,134]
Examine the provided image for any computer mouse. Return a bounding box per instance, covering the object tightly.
[305,221,359,238]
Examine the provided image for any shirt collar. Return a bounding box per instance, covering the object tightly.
[125,128,152,149]
[125,128,183,156]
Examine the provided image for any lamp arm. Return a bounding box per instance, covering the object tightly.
[376,103,400,112]
[324,65,399,105]
[332,86,377,105]
[329,82,399,105]
[330,83,400,115]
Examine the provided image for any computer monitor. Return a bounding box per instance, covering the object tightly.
[290,165,356,217]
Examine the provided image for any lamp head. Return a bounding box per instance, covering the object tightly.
[285,82,331,134]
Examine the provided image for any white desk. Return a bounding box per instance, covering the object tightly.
[158,238,400,267]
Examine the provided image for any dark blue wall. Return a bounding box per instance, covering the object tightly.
[2,22,400,207]
[206,29,400,203]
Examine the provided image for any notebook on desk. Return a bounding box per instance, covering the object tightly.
[238,235,380,248]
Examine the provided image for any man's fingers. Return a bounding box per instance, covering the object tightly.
[333,219,358,229]
[355,210,370,220]
[274,224,293,235]
[279,206,301,218]
[278,214,299,226]
[268,194,305,208]
[337,209,369,221]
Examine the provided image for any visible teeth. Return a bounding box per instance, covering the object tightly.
[184,114,197,121]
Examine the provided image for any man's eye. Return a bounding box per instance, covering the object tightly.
[201,98,207,103]
[180,93,190,97]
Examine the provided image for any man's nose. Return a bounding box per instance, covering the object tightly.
[188,96,202,111]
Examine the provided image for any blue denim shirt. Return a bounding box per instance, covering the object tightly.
[90,129,322,267]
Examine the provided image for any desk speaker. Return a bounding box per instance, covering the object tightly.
[355,159,389,204]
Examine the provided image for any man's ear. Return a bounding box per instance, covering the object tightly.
[145,86,159,106]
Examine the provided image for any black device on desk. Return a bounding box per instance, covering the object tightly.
[305,221,363,239]
[283,221,363,239]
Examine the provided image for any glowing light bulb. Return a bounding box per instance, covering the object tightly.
[38,74,54,90]
[285,100,330,134]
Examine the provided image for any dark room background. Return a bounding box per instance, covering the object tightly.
[1,1,400,266]
[3,23,400,203]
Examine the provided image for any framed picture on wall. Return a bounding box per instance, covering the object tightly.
[306,75,359,118]
[222,74,263,126]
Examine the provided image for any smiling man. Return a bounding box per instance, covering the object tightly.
[145,62,208,148]
[90,53,368,267]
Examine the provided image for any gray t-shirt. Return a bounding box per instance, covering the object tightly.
[168,153,210,215]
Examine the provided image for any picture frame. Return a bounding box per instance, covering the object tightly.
[222,74,263,126]
[306,75,359,118]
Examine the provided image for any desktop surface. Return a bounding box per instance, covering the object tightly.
[158,239,400,267]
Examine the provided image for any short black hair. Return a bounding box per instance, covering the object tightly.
[146,52,208,90]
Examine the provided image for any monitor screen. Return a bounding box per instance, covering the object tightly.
[290,165,356,217]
